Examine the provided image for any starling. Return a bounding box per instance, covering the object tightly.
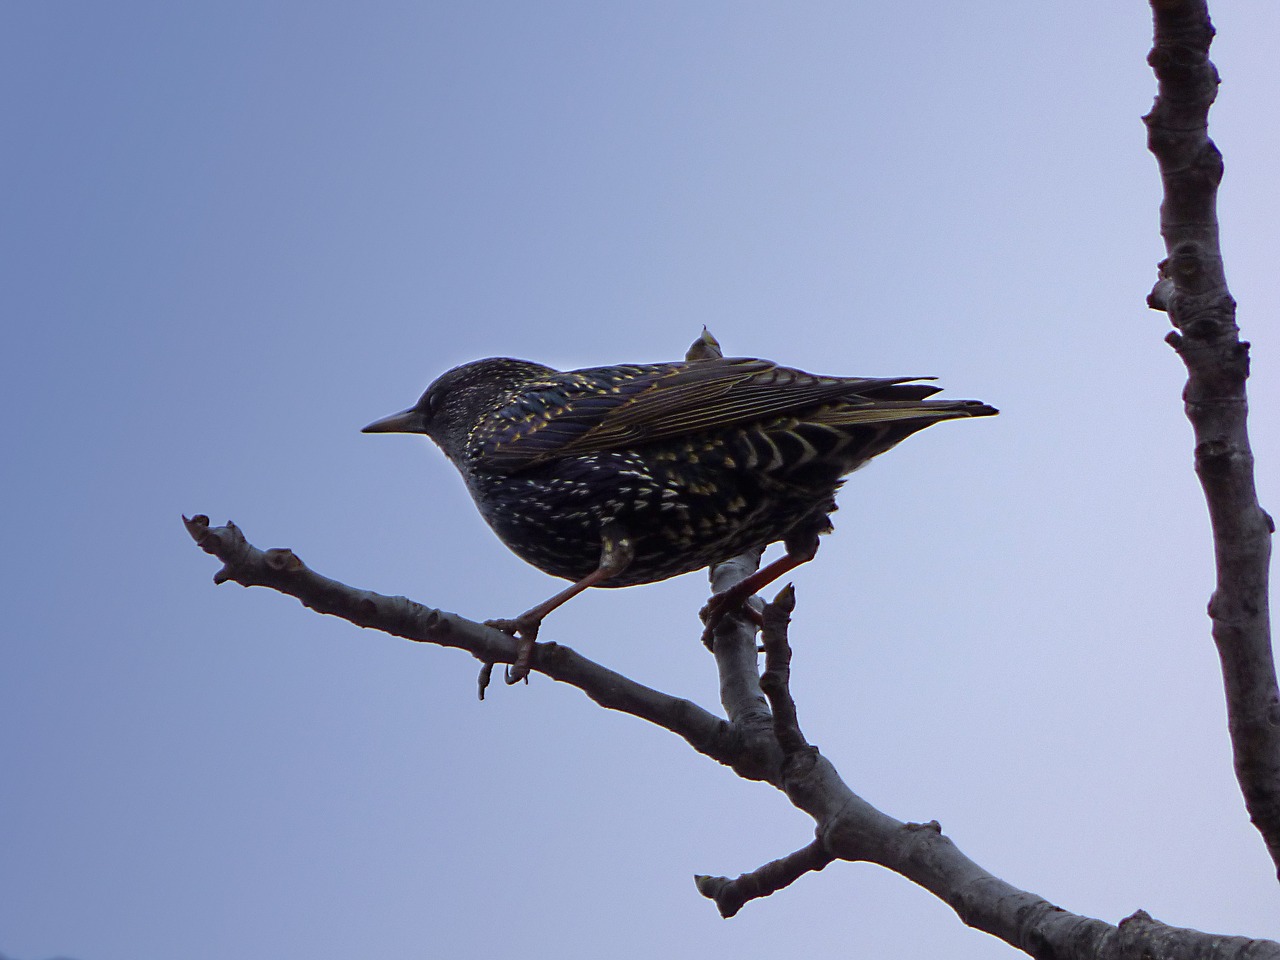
[363,355,996,673]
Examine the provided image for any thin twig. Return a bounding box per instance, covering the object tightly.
[758,583,809,758]
[694,838,834,918]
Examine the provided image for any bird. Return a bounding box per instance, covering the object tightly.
[363,353,996,679]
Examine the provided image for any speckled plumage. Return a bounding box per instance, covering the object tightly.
[363,356,997,589]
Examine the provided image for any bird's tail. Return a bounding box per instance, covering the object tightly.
[820,396,998,427]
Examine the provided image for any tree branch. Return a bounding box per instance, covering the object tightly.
[696,552,1278,957]
[182,514,774,782]
[693,585,833,918]
[695,838,834,919]
[187,513,1279,958]
[1143,0,1280,876]
[708,549,770,726]
[758,583,808,758]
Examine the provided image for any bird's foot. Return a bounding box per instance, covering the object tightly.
[699,588,765,647]
[483,616,542,685]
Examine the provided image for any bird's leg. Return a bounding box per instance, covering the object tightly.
[485,520,635,685]
[700,523,822,646]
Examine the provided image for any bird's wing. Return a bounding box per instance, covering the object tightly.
[480,357,936,470]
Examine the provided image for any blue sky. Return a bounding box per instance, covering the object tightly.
[2,3,1278,959]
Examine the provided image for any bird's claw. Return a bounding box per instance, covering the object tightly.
[699,590,765,646]
[483,616,541,684]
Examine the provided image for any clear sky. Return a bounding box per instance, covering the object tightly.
[2,3,1278,959]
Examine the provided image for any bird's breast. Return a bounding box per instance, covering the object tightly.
[461,444,841,586]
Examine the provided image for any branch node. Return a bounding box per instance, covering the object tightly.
[907,819,943,834]
[1147,277,1174,313]
[264,547,304,573]
[1194,436,1231,462]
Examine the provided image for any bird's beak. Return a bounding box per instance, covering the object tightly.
[361,408,427,434]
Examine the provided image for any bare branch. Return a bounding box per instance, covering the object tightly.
[694,838,834,919]
[693,586,833,915]
[707,549,773,728]
[763,751,1278,960]
[182,514,773,781]
[1143,0,1280,874]
[186,512,1280,957]
[1118,911,1280,960]
[758,583,808,758]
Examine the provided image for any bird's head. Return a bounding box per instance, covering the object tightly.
[362,357,556,465]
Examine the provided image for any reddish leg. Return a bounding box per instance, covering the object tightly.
[699,525,822,645]
[486,520,635,684]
